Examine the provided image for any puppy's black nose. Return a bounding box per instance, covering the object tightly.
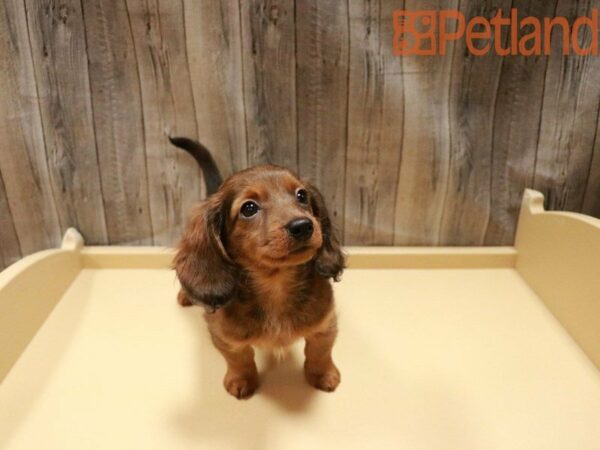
[286,217,314,241]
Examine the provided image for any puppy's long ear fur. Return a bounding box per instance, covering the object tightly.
[306,183,346,281]
[174,194,238,310]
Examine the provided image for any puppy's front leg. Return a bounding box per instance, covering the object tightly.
[177,289,193,307]
[304,317,341,392]
[211,333,259,399]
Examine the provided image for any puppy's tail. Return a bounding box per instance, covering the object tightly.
[168,136,223,195]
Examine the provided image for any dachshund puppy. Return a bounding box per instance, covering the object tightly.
[170,138,345,399]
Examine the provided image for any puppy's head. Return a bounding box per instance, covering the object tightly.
[174,166,344,309]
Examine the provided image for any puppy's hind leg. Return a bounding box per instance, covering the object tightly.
[304,316,341,392]
[211,333,259,399]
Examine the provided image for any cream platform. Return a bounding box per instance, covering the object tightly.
[1,190,599,449]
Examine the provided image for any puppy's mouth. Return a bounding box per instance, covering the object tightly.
[290,244,311,255]
[266,243,317,264]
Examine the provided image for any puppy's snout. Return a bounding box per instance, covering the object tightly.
[286,217,314,241]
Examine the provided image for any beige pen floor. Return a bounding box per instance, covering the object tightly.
[1,267,600,450]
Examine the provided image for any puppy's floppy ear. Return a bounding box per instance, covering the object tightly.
[306,183,346,281]
[174,193,238,310]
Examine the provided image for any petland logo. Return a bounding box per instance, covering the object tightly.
[393,9,599,56]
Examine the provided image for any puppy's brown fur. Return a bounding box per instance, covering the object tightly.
[173,149,345,399]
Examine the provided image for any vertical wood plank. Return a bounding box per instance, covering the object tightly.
[125,0,203,246]
[484,0,558,245]
[534,0,600,213]
[0,0,61,254]
[25,0,108,244]
[81,0,154,245]
[581,1,600,220]
[183,0,247,176]
[0,171,21,268]
[344,0,404,245]
[295,0,349,232]
[393,0,456,245]
[240,0,297,170]
[439,0,512,245]
[583,122,600,218]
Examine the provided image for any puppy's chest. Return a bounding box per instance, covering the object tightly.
[258,309,296,346]
[227,276,319,344]
[253,279,302,342]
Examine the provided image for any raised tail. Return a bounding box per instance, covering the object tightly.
[168,137,223,195]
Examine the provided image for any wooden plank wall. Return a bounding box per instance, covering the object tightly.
[1,0,599,269]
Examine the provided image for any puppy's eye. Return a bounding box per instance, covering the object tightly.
[240,201,260,218]
[296,189,308,204]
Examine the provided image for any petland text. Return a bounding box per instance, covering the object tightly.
[393,9,599,56]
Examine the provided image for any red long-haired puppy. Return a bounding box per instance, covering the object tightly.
[170,137,345,399]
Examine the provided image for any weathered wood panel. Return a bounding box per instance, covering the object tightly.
[534,0,600,213]
[0,171,21,268]
[484,0,558,245]
[240,0,297,169]
[183,0,247,176]
[1,0,600,270]
[344,0,404,244]
[394,0,456,245]
[82,0,153,245]
[439,0,512,246]
[583,123,600,217]
[0,0,61,255]
[126,0,202,246]
[25,0,108,244]
[295,0,349,232]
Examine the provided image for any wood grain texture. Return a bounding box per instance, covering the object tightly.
[0,170,21,268]
[240,0,297,169]
[534,0,600,213]
[295,0,349,233]
[484,0,558,245]
[1,0,600,271]
[394,0,456,245]
[82,0,153,245]
[126,0,202,246]
[0,0,61,254]
[25,0,108,244]
[183,0,247,176]
[583,120,600,217]
[344,0,403,245]
[440,0,512,245]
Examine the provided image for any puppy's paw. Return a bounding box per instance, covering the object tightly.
[177,290,193,307]
[305,364,341,392]
[224,370,259,399]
